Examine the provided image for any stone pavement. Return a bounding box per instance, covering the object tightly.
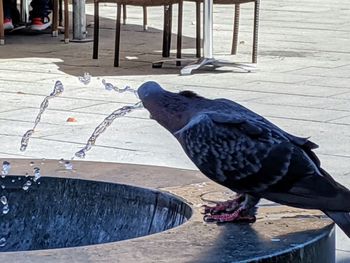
[0,0,349,261]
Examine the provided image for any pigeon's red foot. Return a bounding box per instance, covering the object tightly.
[202,194,245,215]
[203,207,256,223]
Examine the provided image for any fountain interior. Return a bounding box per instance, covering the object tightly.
[0,176,192,252]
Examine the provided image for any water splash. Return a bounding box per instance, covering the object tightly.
[2,205,9,215]
[0,196,7,205]
[33,167,41,182]
[75,101,143,158]
[0,237,6,247]
[1,196,9,215]
[64,161,73,170]
[22,180,32,191]
[20,81,64,152]
[20,129,34,152]
[102,79,139,98]
[78,72,91,85]
[1,161,11,178]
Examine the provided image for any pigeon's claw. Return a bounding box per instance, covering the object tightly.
[201,194,245,214]
[203,207,256,223]
[203,208,256,223]
[202,199,240,215]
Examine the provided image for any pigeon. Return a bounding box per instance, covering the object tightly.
[137,81,350,238]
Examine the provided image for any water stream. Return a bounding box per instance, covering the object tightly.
[20,81,64,152]
[75,101,143,159]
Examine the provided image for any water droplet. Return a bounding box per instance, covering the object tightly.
[0,196,7,205]
[29,161,34,166]
[1,185,5,189]
[25,172,29,177]
[59,158,64,164]
[41,158,46,165]
[2,205,9,215]
[78,72,91,85]
[64,161,73,170]
[271,238,281,242]
[0,237,6,247]
[20,129,35,152]
[74,149,85,159]
[18,177,22,181]
[11,179,15,183]
[1,161,11,178]
[33,167,41,182]
[22,180,32,191]
[101,79,138,98]
[102,79,114,91]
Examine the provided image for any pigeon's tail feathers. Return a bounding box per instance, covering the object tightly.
[324,211,350,238]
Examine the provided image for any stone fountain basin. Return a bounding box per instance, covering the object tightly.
[0,159,335,262]
[0,176,191,252]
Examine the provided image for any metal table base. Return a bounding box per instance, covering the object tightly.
[180,0,251,75]
[180,57,254,75]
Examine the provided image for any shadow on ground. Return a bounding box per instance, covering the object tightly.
[0,12,199,77]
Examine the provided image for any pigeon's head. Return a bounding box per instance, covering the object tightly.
[137,81,203,133]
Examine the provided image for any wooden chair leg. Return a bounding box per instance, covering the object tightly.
[195,1,200,57]
[114,3,122,67]
[176,1,183,66]
[231,4,239,55]
[122,4,126,25]
[0,0,4,45]
[93,1,99,59]
[143,6,147,31]
[252,0,259,63]
[64,0,69,43]
[52,0,59,37]
[162,5,172,58]
[59,0,63,26]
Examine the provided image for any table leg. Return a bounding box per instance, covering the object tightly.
[71,0,93,42]
[0,0,4,45]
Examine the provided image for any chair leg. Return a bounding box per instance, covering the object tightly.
[195,1,200,58]
[114,3,122,67]
[162,5,172,58]
[0,0,4,45]
[176,1,183,66]
[231,4,240,55]
[64,0,69,43]
[93,1,99,59]
[122,4,126,25]
[143,6,148,31]
[52,0,59,37]
[252,0,260,63]
[59,0,63,26]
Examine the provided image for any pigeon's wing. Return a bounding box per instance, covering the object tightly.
[175,113,297,192]
[216,98,320,165]
[175,113,350,211]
